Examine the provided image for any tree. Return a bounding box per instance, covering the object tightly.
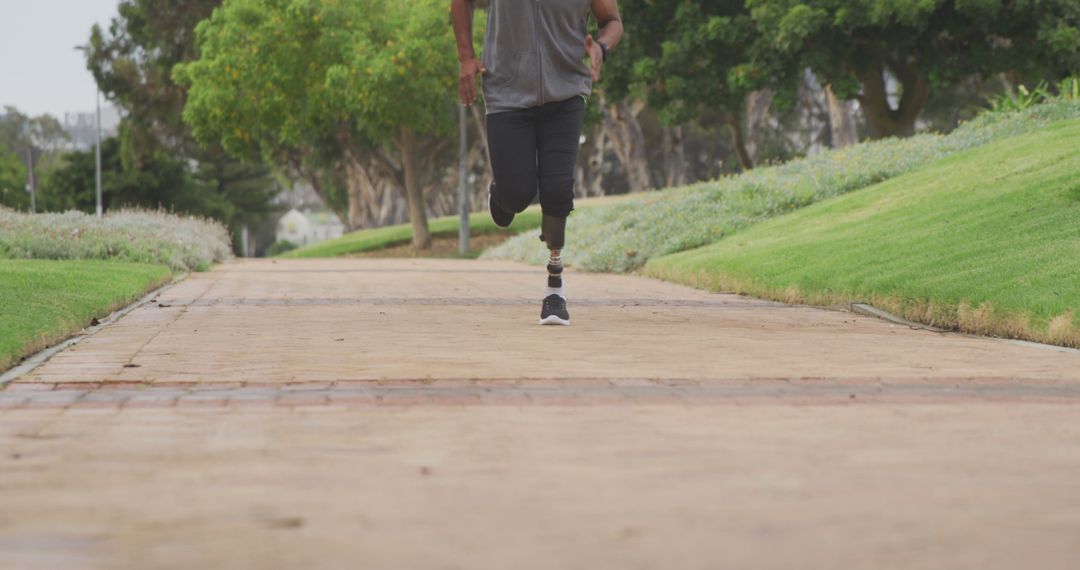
[1,107,71,172]
[604,0,794,171]
[748,0,1080,138]
[87,0,279,243]
[89,0,219,152]
[176,0,459,249]
[39,136,223,215]
[0,148,28,210]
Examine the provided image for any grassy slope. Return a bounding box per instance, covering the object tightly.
[0,260,172,371]
[647,118,1080,346]
[486,102,1080,272]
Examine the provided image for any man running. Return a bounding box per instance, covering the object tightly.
[451,0,623,326]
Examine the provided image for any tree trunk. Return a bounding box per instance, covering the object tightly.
[397,127,432,250]
[576,123,607,197]
[856,60,929,139]
[825,85,858,148]
[727,112,754,172]
[743,89,774,165]
[342,154,375,230]
[661,125,687,187]
[604,100,651,193]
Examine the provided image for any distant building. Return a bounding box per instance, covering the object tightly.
[63,106,121,151]
[276,208,345,246]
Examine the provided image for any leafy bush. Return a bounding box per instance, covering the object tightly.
[988,77,1080,112]
[0,208,233,271]
[265,239,299,257]
[989,82,1052,112]
[1059,76,1080,101]
[485,100,1080,272]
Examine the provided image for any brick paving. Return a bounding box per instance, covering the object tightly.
[4,377,1080,410]
[2,258,1080,569]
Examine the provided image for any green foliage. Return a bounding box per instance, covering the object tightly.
[176,0,459,245]
[1059,76,1080,101]
[0,207,232,271]
[1,107,71,210]
[283,208,544,259]
[265,239,299,257]
[90,0,220,152]
[485,100,1080,271]
[746,0,1080,136]
[176,0,457,156]
[0,260,172,371]
[0,107,70,159]
[88,0,279,243]
[646,118,1080,348]
[988,76,1080,112]
[607,1,780,124]
[989,83,1053,113]
[34,136,276,234]
[0,149,28,210]
[750,0,1080,83]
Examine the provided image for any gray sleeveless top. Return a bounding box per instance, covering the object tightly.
[481,0,593,114]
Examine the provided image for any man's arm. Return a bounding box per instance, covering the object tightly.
[592,0,624,51]
[451,0,486,106]
[587,0,624,81]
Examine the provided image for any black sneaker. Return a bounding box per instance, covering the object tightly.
[489,182,514,229]
[539,294,570,326]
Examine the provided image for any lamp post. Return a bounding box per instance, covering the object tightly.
[74,45,103,218]
[25,146,36,214]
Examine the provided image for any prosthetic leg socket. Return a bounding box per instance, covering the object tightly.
[539,215,566,289]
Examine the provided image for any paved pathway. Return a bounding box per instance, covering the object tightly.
[2,259,1080,569]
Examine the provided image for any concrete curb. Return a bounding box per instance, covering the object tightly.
[0,274,189,389]
[849,302,1080,355]
[849,303,950,333]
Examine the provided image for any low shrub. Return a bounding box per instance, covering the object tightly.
[0,208,233,272]
[266,239,299,257]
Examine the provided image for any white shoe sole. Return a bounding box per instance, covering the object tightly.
[539,315,570,326]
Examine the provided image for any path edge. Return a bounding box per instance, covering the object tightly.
[0,274,190,389]
[850,302,1080,355]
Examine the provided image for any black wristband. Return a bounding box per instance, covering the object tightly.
[598,41,609,63]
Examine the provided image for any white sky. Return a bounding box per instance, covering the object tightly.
[0,0,122,118]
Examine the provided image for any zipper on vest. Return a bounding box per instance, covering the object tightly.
[534,0,544,106]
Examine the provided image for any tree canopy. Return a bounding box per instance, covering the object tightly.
[87,0,278,248]
[0,148,28,210]
[604,0,801,169]
[175,0,459,248]
[747,0,1080,137]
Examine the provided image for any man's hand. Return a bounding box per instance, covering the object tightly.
[585,34,604,82]
[459,57,487,107]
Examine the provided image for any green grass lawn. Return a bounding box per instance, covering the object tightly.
[646,118,1080,347]
[280,208,544,259]
[0,260,172,371]
[281,194,638,259]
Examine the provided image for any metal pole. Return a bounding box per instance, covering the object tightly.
[458,104,470,256]
[26,147,36,214]
[95,86,103,218]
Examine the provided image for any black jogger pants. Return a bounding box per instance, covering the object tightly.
[486,96,586,219]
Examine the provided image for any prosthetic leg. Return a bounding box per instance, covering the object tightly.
[538,214,570,325]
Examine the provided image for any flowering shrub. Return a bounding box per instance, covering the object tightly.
[0,208,233,272]
[485,100,1080,272]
